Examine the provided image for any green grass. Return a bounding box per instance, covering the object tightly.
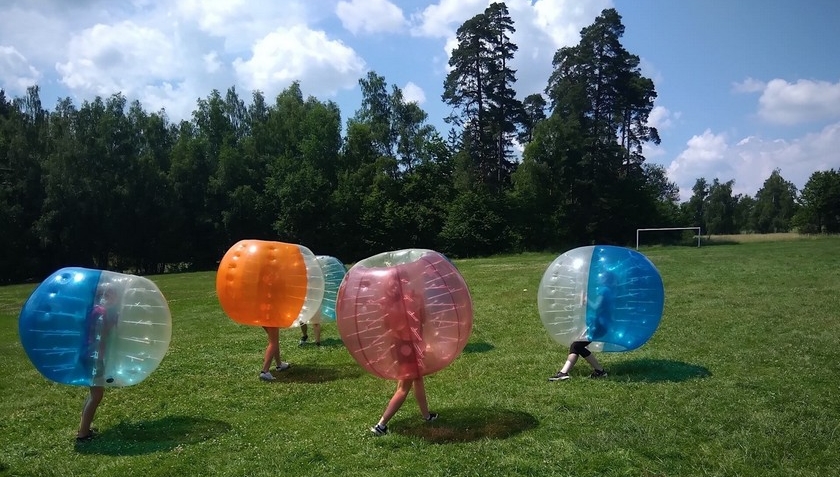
[2,238,840,476]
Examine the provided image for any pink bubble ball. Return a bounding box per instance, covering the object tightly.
[336,249,473,380]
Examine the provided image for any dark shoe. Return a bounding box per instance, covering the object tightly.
[590,369,608,378]
[370,424,387,436]
[425,413,438,422]
[75,429,97,443]
[548,371,570,381]
[299,335,308,346]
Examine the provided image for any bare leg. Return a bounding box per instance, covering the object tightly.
[412,377,433,419]
[262,327,281,372]
[77,386,104,438]
[313,323,322,345]
[300,323,308,341]
[584,353,604,372]
[560,353,579,374]
[377,379,413,427]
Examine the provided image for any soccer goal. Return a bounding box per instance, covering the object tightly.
[636,227,701,249]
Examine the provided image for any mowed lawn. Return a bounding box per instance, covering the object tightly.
[1,238,839,477]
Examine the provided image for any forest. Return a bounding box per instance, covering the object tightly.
[2,5,839,284]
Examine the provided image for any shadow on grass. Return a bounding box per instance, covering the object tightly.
[393,407,538,444]
[297,337,345,349]
[266,363,366,384]
[463,341,494,353]
[607,358,711,383]
[74,415,232,456]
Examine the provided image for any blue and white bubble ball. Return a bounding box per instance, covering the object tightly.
[19,267,172,387]
[538,246,665,352]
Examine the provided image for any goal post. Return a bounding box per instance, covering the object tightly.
[636,227,701,249]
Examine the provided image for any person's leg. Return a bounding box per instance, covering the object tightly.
[262,327,280,372]
[551,341,589,380]
[412,377,437,420]
[77,386,104,439]
[313,323,322,345]
[299,323,308,345]
[560,353,579,374]
[584,353,605,372]
[376,379,413,428]
[584,352,607,377]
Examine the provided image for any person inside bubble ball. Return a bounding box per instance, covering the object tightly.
[548,271,614,382]
[76,282,119,442]
[298,322,322,346]
[370,269,438,436]
[257,268,291,381]
[259,326,291,381]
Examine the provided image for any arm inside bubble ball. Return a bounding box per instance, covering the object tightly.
[87,284,121,383]
[585,286,614,340]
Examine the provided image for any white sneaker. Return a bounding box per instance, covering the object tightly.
[276,362,290,372]
[259,371,275,381]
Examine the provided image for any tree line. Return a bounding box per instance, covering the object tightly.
[1,5,838,284]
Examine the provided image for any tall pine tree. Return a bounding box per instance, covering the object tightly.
[443,2,522,194]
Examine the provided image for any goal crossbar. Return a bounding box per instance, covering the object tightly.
[636,227,701,249]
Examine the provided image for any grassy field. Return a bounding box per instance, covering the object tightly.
[2,238,839,476]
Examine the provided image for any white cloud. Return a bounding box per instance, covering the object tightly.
[402,81,426,104]
[56,22,179,96]
[411,0,612,99]
[664,124,840,201]
[648,105,674,130]
[203,51,221,73]
[515,0,612,97]
[410,0,485,38]
[0,4,77,73]
[643,142,665,160]
[172,0,308,53]
[757,79,840,125]
[175,0,250,34]
[233,26,366,98]
[735,77,840,125]
[531,0,612,47]
[337,0,407,35]
[732,77,765,93]
[0,45,41,93]
[666,129,729,200]
[138,80,198,120]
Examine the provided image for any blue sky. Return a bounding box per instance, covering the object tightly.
[2,0,839,202]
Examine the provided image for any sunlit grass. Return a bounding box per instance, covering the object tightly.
[2,237,840,476]
[705,232,833,243]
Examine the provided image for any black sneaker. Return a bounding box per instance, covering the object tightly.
[75,429,97,443]
[548,371,570,381]
[425,413,438,422]
[299,335,308,346]
[590,369,608,378]
[370,424,387,436]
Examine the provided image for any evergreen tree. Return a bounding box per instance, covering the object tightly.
[684,178,709,232]
[519,93,547,145]
[443,2,522,193]
[524,8,661,244]
[0,88,47,281]
[793,169,840,233]
[752,169,798,233]
[704,178,737,234]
